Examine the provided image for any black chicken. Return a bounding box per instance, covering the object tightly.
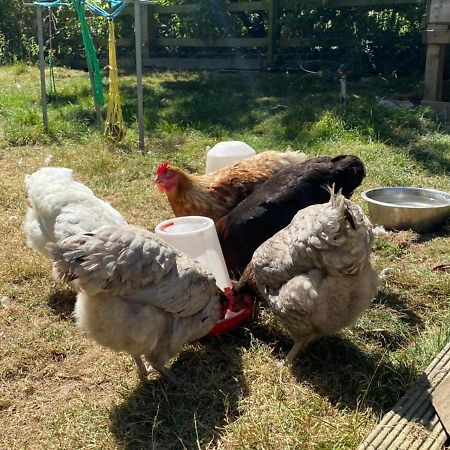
[216,155,366,275]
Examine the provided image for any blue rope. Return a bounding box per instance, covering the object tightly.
[80,0,128,19]
[33,0,128,18]
[33,1,70,6]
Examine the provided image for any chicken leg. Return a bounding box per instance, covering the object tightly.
[133,356,149,382]
[133,355,179,385]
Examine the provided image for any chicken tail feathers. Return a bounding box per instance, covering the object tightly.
[327,185,358,231]
[344,205,356,230]
[47,239,90,285]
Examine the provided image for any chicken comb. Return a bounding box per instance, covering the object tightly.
[156,161,170,175]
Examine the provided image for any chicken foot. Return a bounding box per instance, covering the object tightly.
[281,334,320,365]
[132,355,178,386]
[145,353,179,386]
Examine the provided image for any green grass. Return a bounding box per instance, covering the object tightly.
[0,63,449,449]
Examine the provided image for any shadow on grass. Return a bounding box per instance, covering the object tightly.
[47,287,76,320]
[117,71,340,136]
[373,289,425,329]
[415,221,450,245]
[246,311,418,417]
[47,85,93,106]
[109,333,248,450]
[408,143,450,176]
[289,335,418,415]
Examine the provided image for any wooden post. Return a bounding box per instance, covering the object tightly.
[423,43,446,100]
[134,0,145,150]
[36,6,48,130]
[267,0,279,67]
[423,24,448,101]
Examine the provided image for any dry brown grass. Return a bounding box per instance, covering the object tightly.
[1,65,449,449]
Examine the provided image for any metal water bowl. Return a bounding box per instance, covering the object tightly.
[361,187,450,232]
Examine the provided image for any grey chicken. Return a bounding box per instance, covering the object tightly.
[234,189,380,362]
[48,224,225,383]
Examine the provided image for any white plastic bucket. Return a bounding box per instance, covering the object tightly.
[155,216,231,290]
[205,141,256,173]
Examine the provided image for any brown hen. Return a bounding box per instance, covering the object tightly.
[154,151,306,222]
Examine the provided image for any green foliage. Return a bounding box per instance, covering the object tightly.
[157,0,257,39]
[0,0,35,63]
[279,2,426,74]
[0,0,111,65]
[152,0,426,74]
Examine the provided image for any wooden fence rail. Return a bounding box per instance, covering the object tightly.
[120,0,421,70]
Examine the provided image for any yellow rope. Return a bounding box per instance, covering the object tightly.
[104,19,125,142]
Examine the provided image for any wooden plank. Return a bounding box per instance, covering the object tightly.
[423,43,446,100]
[421,100,450,114]
[281,0,418,8]
[429,0,450,24]
[227,1,269,12]
[116,38,132,46]
[423,28,450,43]
[281,37,313,47]
[151,1,269,14]
[140,0,418,15]
[154,37,268,47]
[141,57,264,70]
[151,4,199,14]
[432,374,450,435]
[357,341,450,450]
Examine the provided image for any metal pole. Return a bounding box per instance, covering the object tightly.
[36,6,48,130]
[134,0,145,151]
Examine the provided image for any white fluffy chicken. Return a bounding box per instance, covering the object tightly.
[234,189,380,362]
[48,224,225,383]
[24,167,127,259]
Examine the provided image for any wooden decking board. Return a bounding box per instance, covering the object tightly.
[433,375,450,434]
[358,342,450,449]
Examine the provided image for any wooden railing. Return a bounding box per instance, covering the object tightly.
[120,0,421,70]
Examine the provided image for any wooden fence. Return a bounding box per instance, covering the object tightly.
[120,0,421,70]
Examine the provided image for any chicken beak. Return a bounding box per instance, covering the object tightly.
[154,176,165,192]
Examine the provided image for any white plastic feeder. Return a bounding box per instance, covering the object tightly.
[205,141,256,173]
[155,216,232,290]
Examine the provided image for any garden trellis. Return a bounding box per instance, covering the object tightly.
[25,0,146,149]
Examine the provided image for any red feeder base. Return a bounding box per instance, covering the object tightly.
[207,287,254,336]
